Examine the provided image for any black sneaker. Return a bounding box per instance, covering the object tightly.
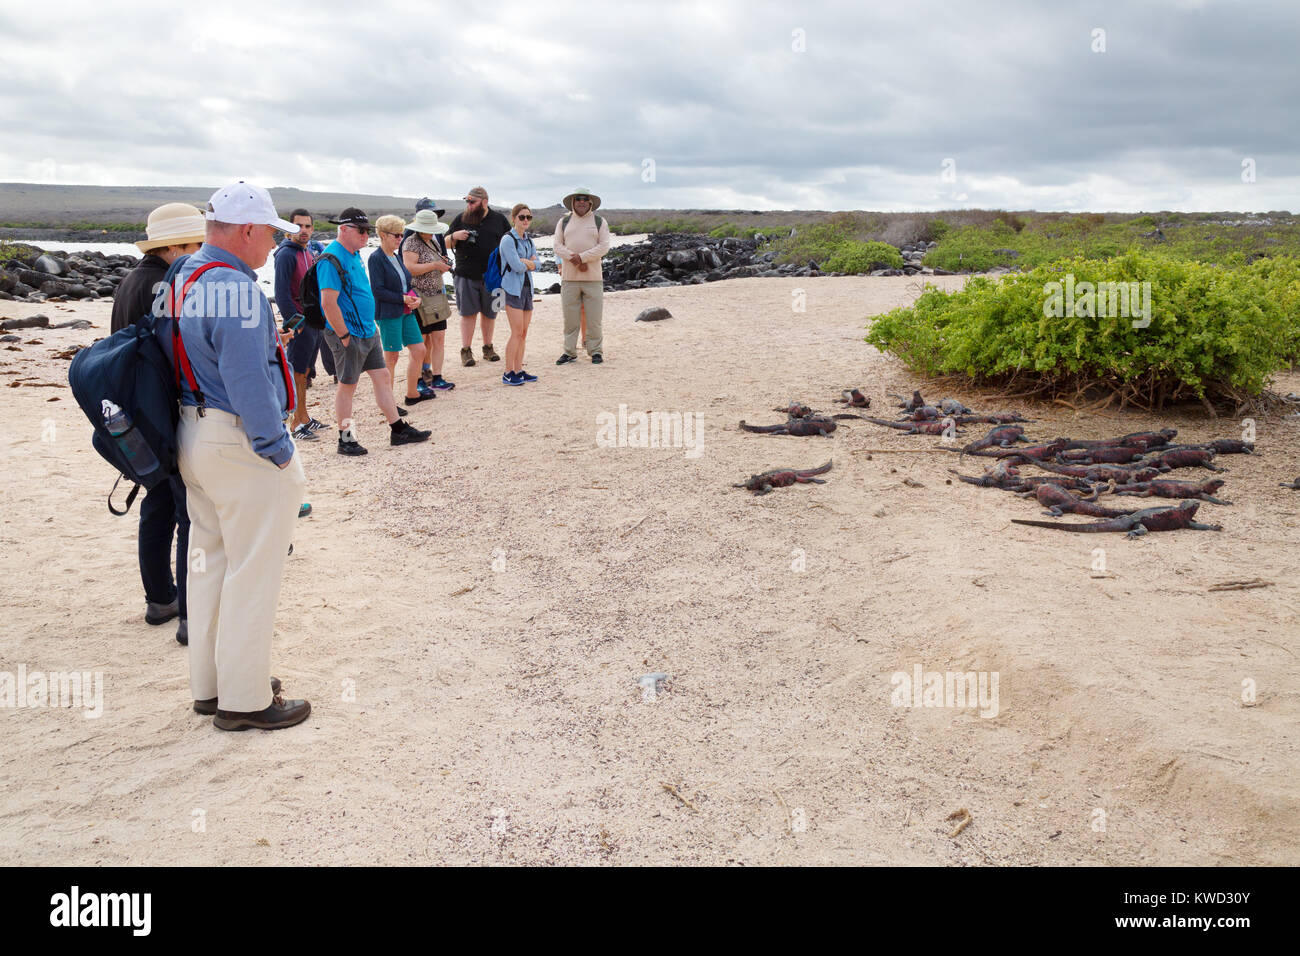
[591,354,603,364]
[556,353,577,365]
[391,420,432,446]
[338,436,368,456]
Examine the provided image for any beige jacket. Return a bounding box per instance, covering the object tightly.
[553,211,612,282]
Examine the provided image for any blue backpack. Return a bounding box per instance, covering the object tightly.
[483,234,525,294]
[67,256,232,514]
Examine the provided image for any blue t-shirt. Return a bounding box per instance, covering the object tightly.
[316,240,377,338]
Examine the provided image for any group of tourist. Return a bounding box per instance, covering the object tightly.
[112,181,613,731]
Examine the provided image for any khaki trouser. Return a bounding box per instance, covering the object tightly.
[561,281,604,356]
[178,406,305,712]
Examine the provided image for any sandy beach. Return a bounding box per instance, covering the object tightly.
[1,274,1297,866]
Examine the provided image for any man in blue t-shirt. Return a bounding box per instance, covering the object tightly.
[319,207,430,456]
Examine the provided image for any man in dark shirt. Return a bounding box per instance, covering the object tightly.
[273,208,331,439]
[446,186,510,367]
[108,203,205,645]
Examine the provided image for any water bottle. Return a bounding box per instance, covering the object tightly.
[102,400,160,478]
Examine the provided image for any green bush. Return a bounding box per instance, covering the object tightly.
[866,250,1299,407]
[822,240,904,273]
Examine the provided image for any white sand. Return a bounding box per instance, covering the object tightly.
[1,276,1297,865]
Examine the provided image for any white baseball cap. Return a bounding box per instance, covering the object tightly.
[205,181,299,233]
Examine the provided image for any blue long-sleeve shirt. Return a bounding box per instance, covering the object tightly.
[173,243,295,466]
[498,229,535,297]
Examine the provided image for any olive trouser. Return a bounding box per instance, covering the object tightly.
[560,281,603,357]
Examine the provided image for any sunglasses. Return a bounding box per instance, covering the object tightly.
[345,223,371,235]
[573,196,591,202]
[517,214,532,221]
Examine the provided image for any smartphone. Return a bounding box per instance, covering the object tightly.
[281,314,307,334]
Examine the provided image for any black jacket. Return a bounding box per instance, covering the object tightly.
[110,253,169,333]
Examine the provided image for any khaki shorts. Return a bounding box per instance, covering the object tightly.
[323,328,385,385]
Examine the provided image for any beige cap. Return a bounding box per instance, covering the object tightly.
[137,203,207,253]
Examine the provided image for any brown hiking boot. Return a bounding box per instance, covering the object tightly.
[461,347,476,367]
[482,343,501,362]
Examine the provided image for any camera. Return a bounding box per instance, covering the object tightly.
[464,229,478,245]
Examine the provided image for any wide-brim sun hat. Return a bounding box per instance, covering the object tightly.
[409,208,449,235]
[562,188,601,212]
[137,202,207,253]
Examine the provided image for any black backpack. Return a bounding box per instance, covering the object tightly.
[68,256,234,514]
[299,252,347,330]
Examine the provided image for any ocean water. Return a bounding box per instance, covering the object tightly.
[25,232,649,296]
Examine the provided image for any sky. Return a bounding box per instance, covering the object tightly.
[1,0,1296,212]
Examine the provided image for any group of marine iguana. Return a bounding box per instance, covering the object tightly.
[734,387,1273,537]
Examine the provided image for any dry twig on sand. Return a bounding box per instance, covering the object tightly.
[661,782,698,812]
[946,807,972,838]
[1207,579,1273,592]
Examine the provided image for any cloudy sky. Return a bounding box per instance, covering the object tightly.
[1,0,1296,212]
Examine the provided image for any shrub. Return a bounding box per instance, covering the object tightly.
[822,240,904,273]
[865,250,1298,409]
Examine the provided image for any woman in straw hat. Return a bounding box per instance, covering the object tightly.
[109,202,207,647]
[401,208,455,391]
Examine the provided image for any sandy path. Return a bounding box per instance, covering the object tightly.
[1,276,1296,865]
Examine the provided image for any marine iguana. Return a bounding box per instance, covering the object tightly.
[1141,447,1224,472]
[897,405,944,421]
[740,417,838,436]
[1027,483,1143,518]
[939,397,974,416]
[887,390,926,412]
[1066,429,1177,450]
[1109,477,1232,504]
[961,424,1029,456]
[862,416,959,436]
[1027,459,1163,484]
[1056,445,1148,464]
[948,459,1022,488]
[733,460,833,495]
[835,388,871,408]
[773,402,815,418]
[1159,439,1255,456]
[951,413,1034,425]
[1011,500,1223,537]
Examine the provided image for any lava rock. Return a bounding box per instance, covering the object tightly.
[634,307,672,322]
[34,254,67,276]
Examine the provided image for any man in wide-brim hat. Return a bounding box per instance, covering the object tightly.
[553,188,611,366]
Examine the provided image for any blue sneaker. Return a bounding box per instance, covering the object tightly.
[518,370,538,382]
[503,371,524,386]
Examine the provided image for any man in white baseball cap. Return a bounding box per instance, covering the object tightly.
[171,181,311,731]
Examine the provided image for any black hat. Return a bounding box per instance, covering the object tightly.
[415,197,446,217]
[330,207,371,227]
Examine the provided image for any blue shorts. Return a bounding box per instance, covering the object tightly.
[505,285,534,311]
[287,324,323,375]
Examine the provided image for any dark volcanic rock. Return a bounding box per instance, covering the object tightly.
[34,254,67,276]
[635,307,673,322]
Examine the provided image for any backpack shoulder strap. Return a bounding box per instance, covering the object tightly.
[170,261,238,412]
[560,213,572,242]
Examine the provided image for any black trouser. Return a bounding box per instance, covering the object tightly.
[138,473,189,620]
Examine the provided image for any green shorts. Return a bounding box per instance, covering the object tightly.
[377,313,423,352]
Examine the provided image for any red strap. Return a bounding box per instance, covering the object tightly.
[171,262,294,414]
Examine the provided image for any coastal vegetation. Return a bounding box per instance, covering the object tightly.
[865,250,1300,411]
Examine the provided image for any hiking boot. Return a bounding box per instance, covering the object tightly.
[556,353,577,365]
[461,347,476,367]
[194,678,282,716]
[213,694,310,731]
[146,599,179,626]
[482,344,501,362]
[391,420,432,445]
[338,435,368,456]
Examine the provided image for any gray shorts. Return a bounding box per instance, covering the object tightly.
[324,328,385,386]
[505,284,533,311]
[453,275,498,319]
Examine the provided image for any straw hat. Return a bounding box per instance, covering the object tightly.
[137,202,207,253]
[562,188,601,212]
[408,208,450,235]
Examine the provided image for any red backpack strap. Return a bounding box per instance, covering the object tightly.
[169,262,236,413]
